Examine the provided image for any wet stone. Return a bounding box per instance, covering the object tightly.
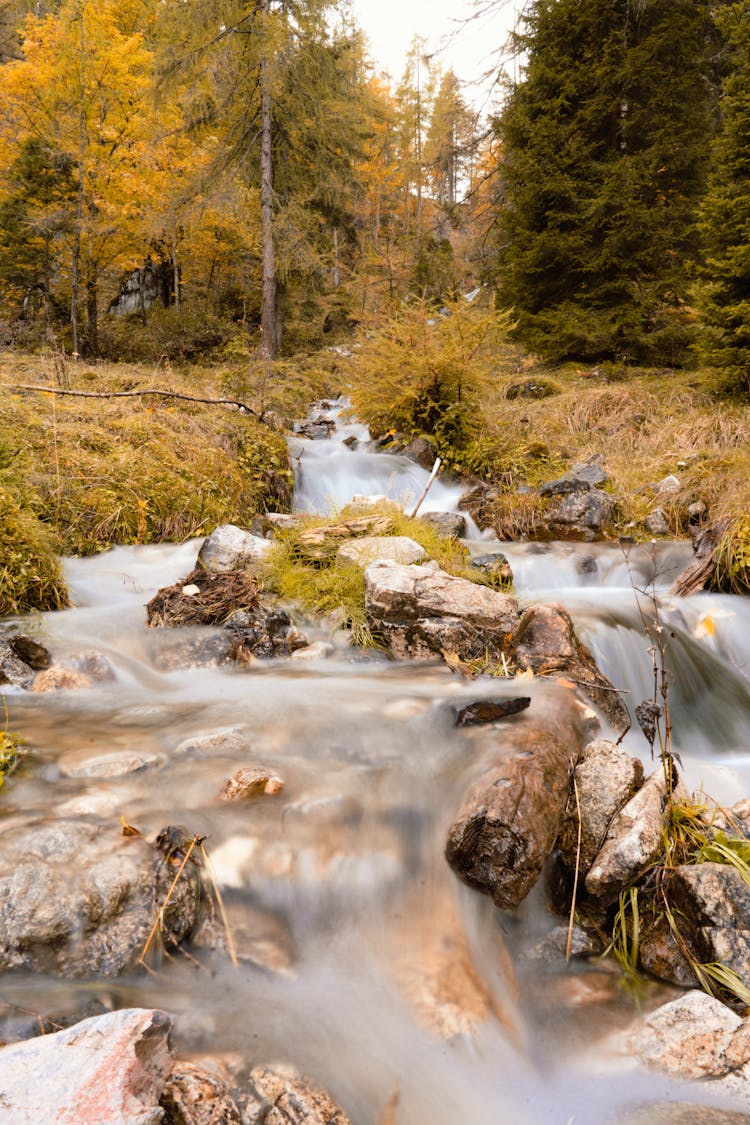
[57,748,163,779]
[161,1061,242,1125]
[31,666,94,692]
[246,1064,351,1125]
[220,767,284,801]
[5,634,51,670]
[0,819,202,976]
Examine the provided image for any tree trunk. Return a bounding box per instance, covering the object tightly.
[259,8,277,363]
[85,267,98,356]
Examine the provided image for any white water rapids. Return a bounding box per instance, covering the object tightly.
[2,399,750,1122]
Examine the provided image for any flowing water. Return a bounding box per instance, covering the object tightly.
[2,400,750,1122]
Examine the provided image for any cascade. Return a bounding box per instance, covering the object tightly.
[1,402,749,1122]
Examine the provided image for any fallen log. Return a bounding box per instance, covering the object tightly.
[445,694,589,909]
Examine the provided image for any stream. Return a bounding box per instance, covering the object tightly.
[2,399,750,1122]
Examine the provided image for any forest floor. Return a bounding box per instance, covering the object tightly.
[1,346,748,615]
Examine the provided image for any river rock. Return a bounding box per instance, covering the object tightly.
[365,559,519,662]
[546,488,616,539]
[510,603,629,729]
[457,483,500,530]
[290,641,335,661]
[0,637,35,687]
[445,697,587,909]
[468,551,513,586]
[161,1061,242,1124]
[419,511,467,538]
[31,666,94,691]
[57,747,163,779]
[0,819,202,976]
[224,605,308,660]
[585,767,674,899]
[5,633,51,670]
[337,536,426,567]
[197,524,272,573]
[0,1007,173,1125]
[193,902,295,976]
[645,507,670,536]
[631,991,750,1082]
[557,740,644,875]
[245,1064,351,1124]
[667,863,750,986]
[400,435,437,470]
[220,766,284,800]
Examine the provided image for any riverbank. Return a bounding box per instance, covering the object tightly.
[2,346,749,613]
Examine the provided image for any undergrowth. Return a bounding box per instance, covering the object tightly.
[0,353,294,611]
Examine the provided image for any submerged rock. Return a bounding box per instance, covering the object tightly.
[31,666,93,692]
[161,1061,242,1124]
[246,1064,351,1124]
[197,524,272,574]
[0,819,202,976]
[220,766,284,800]
[0,1008,173,1125]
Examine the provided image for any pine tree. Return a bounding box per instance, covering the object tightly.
[697,0,750,393]
[424,69,475,210]
[496,0,719,364]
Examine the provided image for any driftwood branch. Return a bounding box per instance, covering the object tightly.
[7,384,267,423]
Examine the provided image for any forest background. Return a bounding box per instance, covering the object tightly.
[1,0,749,614]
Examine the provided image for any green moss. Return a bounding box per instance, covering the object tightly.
[261,506,497,645]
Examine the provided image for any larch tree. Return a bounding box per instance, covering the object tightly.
[495,0,720,364]
[697,0,750,393]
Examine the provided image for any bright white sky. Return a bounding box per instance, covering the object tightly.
[349,0,521,114]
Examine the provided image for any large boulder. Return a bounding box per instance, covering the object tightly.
[510,602,629,728]
[0,819,202,976]
[0,1008,173,1125]
[364,559,519,662]
[197,524,272,573]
